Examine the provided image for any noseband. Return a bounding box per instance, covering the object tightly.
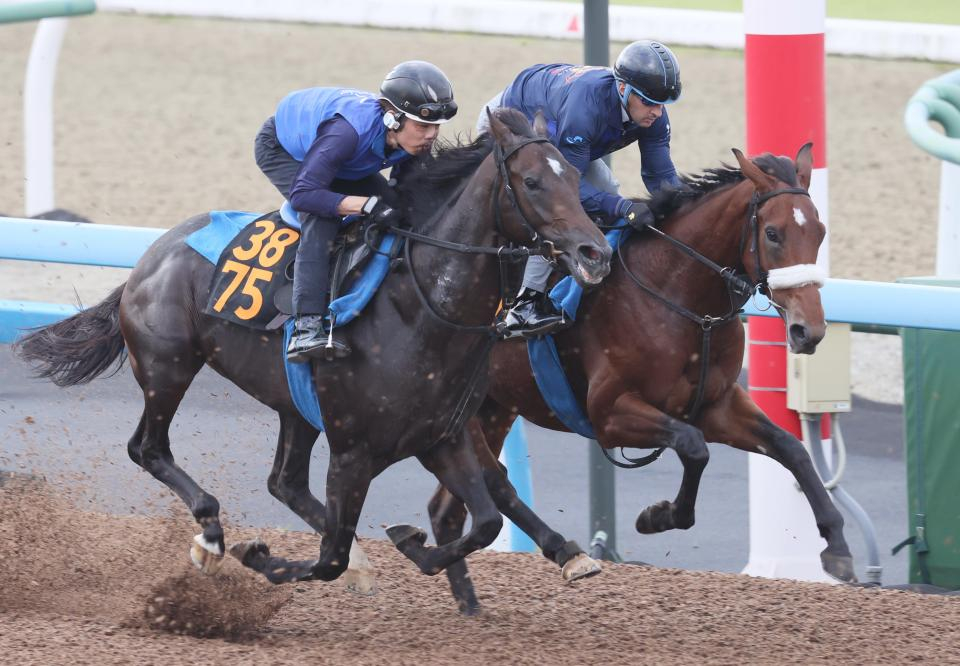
[742,186,813,297]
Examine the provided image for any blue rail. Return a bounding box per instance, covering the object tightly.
[743,279,960,333]
[3,216,166,268]
[5,216,960,557]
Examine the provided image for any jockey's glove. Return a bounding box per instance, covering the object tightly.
[618,200,655,230]
[362,195,403,227]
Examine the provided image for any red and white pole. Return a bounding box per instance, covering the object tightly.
[742,0,834,582]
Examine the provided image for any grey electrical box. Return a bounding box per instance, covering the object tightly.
[787,322,852,413]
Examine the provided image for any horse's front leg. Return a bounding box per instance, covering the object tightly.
[387,430,502,576]
[699,384,855,582]
[428,412,600,615]
[232,444,373,585]
[266,412,376,595]
[594,394,710,534]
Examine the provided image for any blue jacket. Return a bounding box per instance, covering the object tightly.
[273,87,412,218]
[501,64,680,218]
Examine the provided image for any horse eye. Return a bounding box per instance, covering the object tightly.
[523,177,540,190]
[765,227,780,243]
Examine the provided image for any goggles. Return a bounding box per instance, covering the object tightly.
[409,100,458,124]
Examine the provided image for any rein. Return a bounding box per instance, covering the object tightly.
[600,185,811,469]
[378,136,558,447]
[373,136,556,336]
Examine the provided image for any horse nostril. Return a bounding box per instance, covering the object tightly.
[790,324,809,345]
[577,244,603,264]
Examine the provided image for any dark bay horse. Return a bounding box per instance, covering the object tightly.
[428,145,857,613]
[15,109,611,597]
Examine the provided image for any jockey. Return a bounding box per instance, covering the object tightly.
[255,61,457,362]
[477,40,682,338]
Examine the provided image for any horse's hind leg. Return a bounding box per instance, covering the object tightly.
[263,412,376,594]
[125,341,224,573]
[234,444,375,585]
[699,385,855,582]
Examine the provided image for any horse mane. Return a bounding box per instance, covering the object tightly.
[394,108,537,227]
[646,153,799,222]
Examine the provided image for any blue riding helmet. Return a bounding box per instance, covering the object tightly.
[614,40,682,107]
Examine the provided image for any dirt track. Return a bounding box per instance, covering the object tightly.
[2,476,958,665]
[2,13,959,664]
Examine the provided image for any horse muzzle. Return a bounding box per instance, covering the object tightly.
[558,242,611,289]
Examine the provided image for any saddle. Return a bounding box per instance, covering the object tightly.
[202,208,398,330]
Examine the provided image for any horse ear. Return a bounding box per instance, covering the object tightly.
[533,110,550,139]
[795,142,814,190]
[485,107,515,147]
[731,148,777,192]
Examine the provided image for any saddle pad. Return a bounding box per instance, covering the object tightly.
[185,210,401,330]
[201,211,301,329]
[549,226,629,320]
[527,335,596,438]
[526,224,631,439]
[282,317,325,432]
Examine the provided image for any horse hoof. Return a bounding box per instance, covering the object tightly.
[342,539,378,596]
[342,568,378,596]
[821,551,858,583]
[228,538,270,566]
[635,500,674,534]
[385,524,427,548]
[561,553,603,582]
[459,600,482,617]
[190,534,224,575]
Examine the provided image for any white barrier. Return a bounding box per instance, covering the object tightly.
[95,0,960,63]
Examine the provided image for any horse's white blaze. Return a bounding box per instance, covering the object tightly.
[546,157,564,176]
[793,207,807,225]
[767,263,826,290]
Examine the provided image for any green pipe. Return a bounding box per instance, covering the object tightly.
[0,1,95,24]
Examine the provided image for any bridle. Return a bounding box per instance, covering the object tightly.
[741,186,812,303]
[602,185,817,469]
[373,135,558,336]
[371,135,571,447]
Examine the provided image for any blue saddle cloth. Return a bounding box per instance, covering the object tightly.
[185,207,399,432]
[526,226,630,438]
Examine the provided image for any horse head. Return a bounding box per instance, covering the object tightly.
[733,144,826,354]
[486,108,611,289]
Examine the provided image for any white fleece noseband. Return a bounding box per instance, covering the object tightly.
[766,264,826,290]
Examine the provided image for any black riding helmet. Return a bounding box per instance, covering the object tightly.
[379,60,458,124]
[613,40,682,106]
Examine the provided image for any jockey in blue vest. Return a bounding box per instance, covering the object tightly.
[255,61,457,361]
[477,40,683,338]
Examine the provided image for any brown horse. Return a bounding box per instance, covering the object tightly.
[427,144,857,613]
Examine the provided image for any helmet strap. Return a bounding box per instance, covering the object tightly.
[617,81,633,111]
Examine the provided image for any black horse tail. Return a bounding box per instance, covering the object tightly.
[14,284,127,387]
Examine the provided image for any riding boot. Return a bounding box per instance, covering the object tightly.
[502,288,569,338]
[287,213,351,362]
[286,314,351,363]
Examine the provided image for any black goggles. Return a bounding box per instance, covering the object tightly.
[635,86,681,106]
[414,100,458,122]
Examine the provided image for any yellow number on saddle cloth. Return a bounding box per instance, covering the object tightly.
[209,218,300,325]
